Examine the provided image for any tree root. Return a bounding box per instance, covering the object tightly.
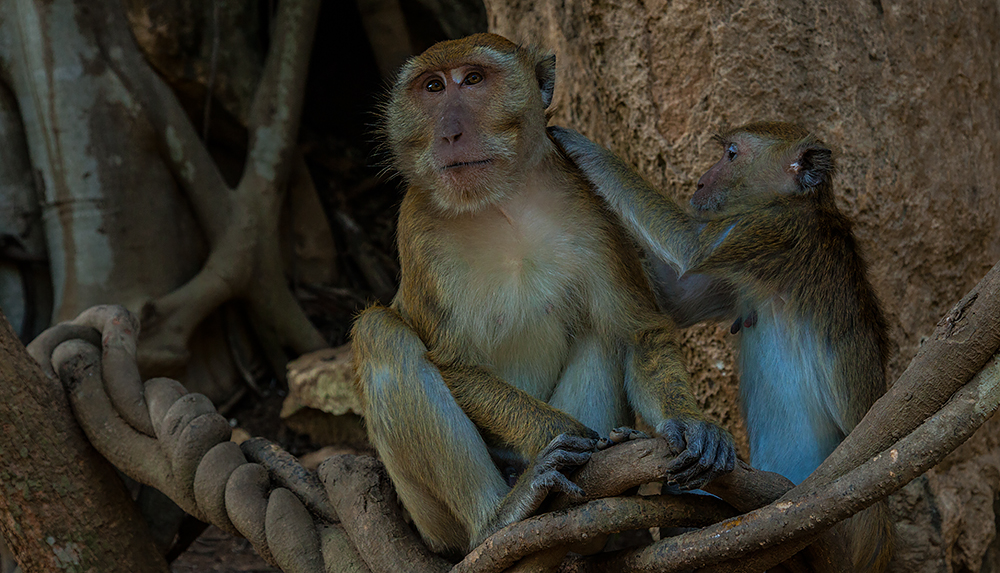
[21,261,1000,573]
[119,0,329,377]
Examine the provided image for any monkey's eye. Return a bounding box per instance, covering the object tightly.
[727,143,738,161]
[425,78,445,92]
[463,71,484,85]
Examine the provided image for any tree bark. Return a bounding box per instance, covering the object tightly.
[0,309,167,573]
[484,3,1000,570]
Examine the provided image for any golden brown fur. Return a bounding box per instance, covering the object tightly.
[552,122,894,572]
[352,34,734,555]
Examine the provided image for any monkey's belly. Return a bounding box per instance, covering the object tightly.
[489,320,574,400]
[737,312,843,484]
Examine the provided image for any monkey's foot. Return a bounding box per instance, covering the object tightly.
[656,418,736,490]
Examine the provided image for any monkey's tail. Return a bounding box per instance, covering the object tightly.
[848,499,895,573]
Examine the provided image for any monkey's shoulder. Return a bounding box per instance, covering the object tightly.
[705,196,859,263]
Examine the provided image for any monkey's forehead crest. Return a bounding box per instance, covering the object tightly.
[726,122,813,143]
[424,33,520,58]
[395,33,526,85]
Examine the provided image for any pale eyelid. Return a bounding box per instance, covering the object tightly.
[727,143,738,160]
[413,72,445,92]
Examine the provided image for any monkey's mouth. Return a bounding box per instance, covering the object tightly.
[443,159,492,170]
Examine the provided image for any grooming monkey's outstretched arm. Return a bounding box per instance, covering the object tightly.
[550,127,787,278]
[550,127,701,273]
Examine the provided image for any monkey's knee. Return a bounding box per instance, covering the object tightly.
[353,305,431,373]
[352,305,421,350]
[351,305,442,427]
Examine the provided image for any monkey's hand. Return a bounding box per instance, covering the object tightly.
[548,125,625,188]
[548,126,600,167]
[483,433,595,542]
[656,418,736,490]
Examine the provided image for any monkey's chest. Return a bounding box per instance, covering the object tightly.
[440,228,591,395]
[449,240,582,336]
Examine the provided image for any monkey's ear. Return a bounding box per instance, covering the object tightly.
[535,54,556,109]
[794,145,833,190]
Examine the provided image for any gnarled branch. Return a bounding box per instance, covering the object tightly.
[17,261,1000,573]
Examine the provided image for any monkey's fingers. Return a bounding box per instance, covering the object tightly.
[656,418,691,458]
[533,470,587,501]
[528,434,595,501]
[596,426,651,450]
[539,433,598,457]
[536,448,593,473]
[661,427,703,482]
[656,419,727,487]
[547,126,591,160]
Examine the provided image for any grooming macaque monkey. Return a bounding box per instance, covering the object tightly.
[350,33,735,555]
[551,122,894,571]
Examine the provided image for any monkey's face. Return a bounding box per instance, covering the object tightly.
[693,124,832,215]
[385,36,554,215]
[692,132,769,214]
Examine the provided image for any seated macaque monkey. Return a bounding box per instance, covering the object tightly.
[551,122,894,572]
[350,33,735,555]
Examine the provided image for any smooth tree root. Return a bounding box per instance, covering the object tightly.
[127,0,329,377]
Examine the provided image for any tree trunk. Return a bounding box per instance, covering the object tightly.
[0,309,167,573]
[484,2,1000,571]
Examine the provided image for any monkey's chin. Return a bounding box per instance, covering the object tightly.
[432,164,515,214]
[433,181,513,215]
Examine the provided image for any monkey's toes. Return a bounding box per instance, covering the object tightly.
[659,419,735,488]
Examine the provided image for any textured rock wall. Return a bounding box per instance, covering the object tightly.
[484,1,1000,570]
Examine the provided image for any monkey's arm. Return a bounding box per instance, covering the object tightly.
[439,363,599,459]
[550,127,703,273]
[647,259,738,327]
[552,127,799,279]
[626,317,736,489]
